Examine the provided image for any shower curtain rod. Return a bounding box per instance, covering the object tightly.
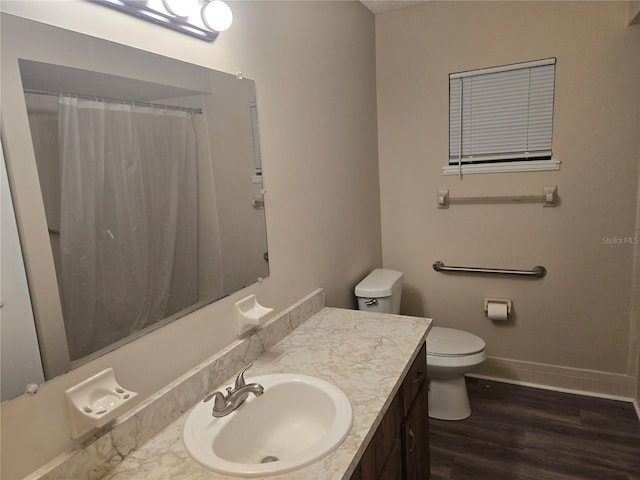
[23,88,203,114]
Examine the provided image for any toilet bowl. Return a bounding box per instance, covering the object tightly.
[426,327,486,420]
[354,269,486,421]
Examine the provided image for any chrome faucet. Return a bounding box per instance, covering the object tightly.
[203,363,264,417]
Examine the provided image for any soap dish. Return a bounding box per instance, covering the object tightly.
[235,294,274,336]
[65,368,137,439]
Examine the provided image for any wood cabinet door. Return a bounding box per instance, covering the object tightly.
[402,382,430,479]
[378,438,403,480]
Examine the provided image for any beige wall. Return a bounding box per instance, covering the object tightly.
[377,1,640,388]
[0,2,380,478]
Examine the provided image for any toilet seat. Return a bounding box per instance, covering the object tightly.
[427,327,485,357]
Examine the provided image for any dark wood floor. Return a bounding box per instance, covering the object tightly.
[429,378,640,480]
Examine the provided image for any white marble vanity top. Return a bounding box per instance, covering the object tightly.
[99,307,431,480]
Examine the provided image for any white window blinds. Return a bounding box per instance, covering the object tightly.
[449,58,556,165]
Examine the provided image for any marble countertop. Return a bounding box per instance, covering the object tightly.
[100,307,431,480]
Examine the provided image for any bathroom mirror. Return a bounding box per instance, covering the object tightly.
[0,14,269,401]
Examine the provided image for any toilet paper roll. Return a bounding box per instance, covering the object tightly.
[487,302,508,321]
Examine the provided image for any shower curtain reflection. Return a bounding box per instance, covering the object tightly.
[57,97,199,361]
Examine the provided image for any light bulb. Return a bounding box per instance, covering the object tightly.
[162,0,197,18]
[201,0,233,32]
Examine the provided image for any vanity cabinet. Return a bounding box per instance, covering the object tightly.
[402,376,430,479]
[350,343,429,480]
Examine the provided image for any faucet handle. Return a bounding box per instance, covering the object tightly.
[235,363,253,390]
[203,391,228,411]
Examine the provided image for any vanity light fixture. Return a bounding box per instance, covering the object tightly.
[201,0,233,32]
[91,0,233,41]
[162,0,197,18]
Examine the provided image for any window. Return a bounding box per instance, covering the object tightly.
[249,101,262,179]
[446,58,558,175]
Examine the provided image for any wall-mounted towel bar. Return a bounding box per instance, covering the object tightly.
[433,261,547,278]
[437,186,557,208]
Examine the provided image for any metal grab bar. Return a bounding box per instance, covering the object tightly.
[433,261,546,278]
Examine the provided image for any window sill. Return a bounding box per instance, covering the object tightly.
[442,159,560,176]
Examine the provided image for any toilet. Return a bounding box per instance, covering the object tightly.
[355,268,486,421]
[426,327,486,420]
[354,268,403,313]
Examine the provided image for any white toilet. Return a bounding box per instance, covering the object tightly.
[355,268,486,421]
[354,268,403,313]
[426,327,486,420]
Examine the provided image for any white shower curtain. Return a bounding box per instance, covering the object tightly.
[58,97,198,361]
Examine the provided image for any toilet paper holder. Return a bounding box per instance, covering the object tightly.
[484,298,512,316]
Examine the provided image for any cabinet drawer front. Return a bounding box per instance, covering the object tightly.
[402,343,427,413]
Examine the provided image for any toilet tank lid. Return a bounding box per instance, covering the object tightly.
[427,327,485,356]
[354,269,403,298]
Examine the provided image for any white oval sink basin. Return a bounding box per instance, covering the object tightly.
[183,374,353,477]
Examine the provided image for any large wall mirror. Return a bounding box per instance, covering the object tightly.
[0,13,269,402]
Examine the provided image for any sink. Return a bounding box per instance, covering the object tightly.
[183,373,353,477]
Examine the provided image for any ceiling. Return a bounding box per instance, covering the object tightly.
[360,0,428,14]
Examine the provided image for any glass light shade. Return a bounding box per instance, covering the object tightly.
[201,0,233,32]
[162,0,197,18]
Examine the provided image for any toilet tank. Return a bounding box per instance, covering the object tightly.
[354,269,403,314]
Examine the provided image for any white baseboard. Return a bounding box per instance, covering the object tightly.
[467,373,634,403]
[634,399,640,422]
[471,356,637,401]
